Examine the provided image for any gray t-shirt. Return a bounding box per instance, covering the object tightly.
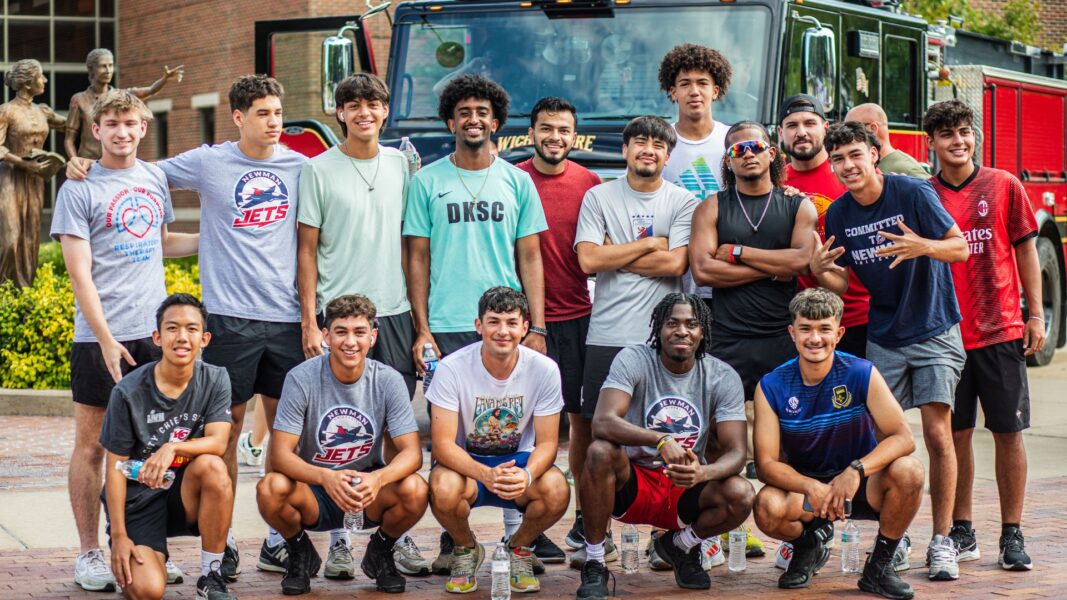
[575,177,698,346]
[50,160,174,343]
[602,344,746,469]
[157,142,306,322]
[273,355,419,471]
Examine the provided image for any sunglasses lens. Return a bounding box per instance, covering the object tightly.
[728,140,768,158]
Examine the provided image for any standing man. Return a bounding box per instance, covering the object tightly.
[572,115,699,565]
[427,287,570,594]
[810,121,969,581]
[925,100,1043,571]
[516,96,601,557]
[845,103,929,179]
[576,293,754,599]
[779,94,871,358]
[52,90,197,592]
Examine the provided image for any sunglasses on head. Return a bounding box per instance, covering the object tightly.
[726,139,770,158]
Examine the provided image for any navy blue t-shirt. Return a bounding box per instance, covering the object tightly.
[760,352,876,479]
[825,174,961,347]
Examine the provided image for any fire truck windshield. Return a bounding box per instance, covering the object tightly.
[388,4,772,127]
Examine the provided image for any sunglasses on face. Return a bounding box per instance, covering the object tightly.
[726,139,770,158]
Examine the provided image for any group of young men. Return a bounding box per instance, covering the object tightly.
[55,38,1043,600]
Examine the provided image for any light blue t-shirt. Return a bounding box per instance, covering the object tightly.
[403,156,548,332]
[50,160,174,343]
[157,142,306,322]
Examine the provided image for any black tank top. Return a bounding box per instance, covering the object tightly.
[713,187,802,337]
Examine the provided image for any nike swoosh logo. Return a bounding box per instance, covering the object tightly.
[437,191,453,198]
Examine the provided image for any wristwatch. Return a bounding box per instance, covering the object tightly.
[849,459,866,478]
[528,325,548,337]
[731,244,744,265]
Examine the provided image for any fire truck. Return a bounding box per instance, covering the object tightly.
[255,0,1066,365]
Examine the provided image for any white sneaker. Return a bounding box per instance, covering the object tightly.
[775,542,793,570]
[323,539,356,580]
[394,533,431,575]
[165,559,184,584]
[237,432,265,467]
[75,549,117,592]
[700,538,725,570]
[927,534,960,580]
[893,531,912,572]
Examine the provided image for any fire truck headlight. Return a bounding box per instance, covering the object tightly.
[1043,191,1055,207]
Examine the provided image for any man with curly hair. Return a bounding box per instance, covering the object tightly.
[402,74,551,570]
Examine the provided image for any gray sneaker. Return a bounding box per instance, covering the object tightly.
[74,549,117,592]
[926,534,959,581]
[324,539,356,580]
[893,531,912,572]
[646,531,671,570]
[165,559,184,584]
[569,534,619,569]
[394,534,431,576]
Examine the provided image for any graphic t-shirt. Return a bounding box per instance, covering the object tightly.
[602,345,745,469]
[99,361,232,502]
[663,121,729,298]
[403,157,548,333]
[298,145,410,317]
[273,355,418,471]
[517,159,600,322]
[157,142,306,322]
[575,178,699,347]
[784,161,870,329]
[760,352,876,479]
[877,150,930,179]
[825,174,961,348]
[426,342,563,456]
[931,167,1038,350]
[50,161,174,343]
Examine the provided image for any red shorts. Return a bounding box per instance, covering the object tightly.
[612,464,695,531]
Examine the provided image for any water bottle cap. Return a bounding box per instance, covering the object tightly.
[402,136,410,142]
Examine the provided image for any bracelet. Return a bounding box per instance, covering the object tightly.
[655,435,672,451]
[528,325,548,337]
[522,467,533,488]
[1029,316,1045,323]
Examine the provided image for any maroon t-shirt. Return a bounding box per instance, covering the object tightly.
[517,159,600,321]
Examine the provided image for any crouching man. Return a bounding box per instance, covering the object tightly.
[428,287,570,594]
[100,294,236,600]
[577,293,755,600]
[753,288,924,599]
[256,295,428,595]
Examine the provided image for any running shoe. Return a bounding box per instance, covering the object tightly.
[652,530,710,590]
[74,549,117,592]
[576,560,610,600]
[893,531,912,572]
[565,513,586,549]
[257,539,289,573]
[281,533,321,596]
[444,542,485,594]
[166,559,184,584]
[323,539,355,580]
[532,533,566,564]
[858,551,915,599]
[393,533,431,575]
[569,533,619,569]
[432,531,455,575]
[700,538,725,570]
[221,542,240,582]
[237,432,265,467]
[646,531,671,571]
[196,567,237,600]
[362,533,406,592]
[926,534,959,581]
[509,545,540,593]
[949,524,980,562]
[998,526,1033,571]
[720,523,765,557]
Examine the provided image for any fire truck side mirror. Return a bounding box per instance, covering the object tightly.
[802,26,837,114]
[322,27,357,114]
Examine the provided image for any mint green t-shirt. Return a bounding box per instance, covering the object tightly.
[403,156,547,332]
[298,145,410,316]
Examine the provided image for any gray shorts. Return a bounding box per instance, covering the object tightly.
[866,324,966,410]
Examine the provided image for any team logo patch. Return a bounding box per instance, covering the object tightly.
[168,427,191,442]
[786,396,801,415]
[232,170,290,228]
[631,214,654,239]
[977,198,989,217]
[832,385,852,409]
[314,406,374,465]
[645,397,701,450]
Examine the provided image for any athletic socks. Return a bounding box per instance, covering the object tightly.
[266,528,285,548]
[586,541,606,563]
[674,526,702,552]
[954,519,974,532]
[503,508,523,539]
[1002,523,1020,535]
[871,532,901,565]
[330,529,351,548]
[201,550,224,576]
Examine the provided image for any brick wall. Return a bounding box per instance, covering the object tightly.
[968,0,1067,51]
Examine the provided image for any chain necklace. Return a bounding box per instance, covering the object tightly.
[343,141,380,191]
[451,153,495,205]
[735,187,773,232]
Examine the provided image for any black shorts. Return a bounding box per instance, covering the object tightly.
[710,332,797,400]
[202,315,304,404]
[952,339,1030,433]
[837,324,868,359]
[102,468,199,559]
[71,338,161,407]
[319,311,417,398]
[434,330,480,356]
[308,479,382,531]
[580,345,625,420]
[546,315,589,414]
[815,474,879,521]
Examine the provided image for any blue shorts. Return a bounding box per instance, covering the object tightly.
[472,451,531,511]
[308,472,383,531]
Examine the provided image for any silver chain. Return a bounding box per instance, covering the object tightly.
[735,187,773,232]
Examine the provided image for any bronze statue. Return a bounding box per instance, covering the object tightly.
[64,48,183,159]
[0,59,66,287]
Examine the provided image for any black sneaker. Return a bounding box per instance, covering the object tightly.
[197,569,237,600]
[652,530,710,590]
[566,513,586,549]
[998,527,1033,571]
[949,524,980,562]
[361,535,406,593]
[257,539,289,573]
[858,552,915,600]
[532,533,566,564]
[575,560,610,600]
[221,543,240,582]
[778,522,832,589]
[430,531,454,575]
[282,533,322,596]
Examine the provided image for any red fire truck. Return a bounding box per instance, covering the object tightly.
[256,0,1066,364]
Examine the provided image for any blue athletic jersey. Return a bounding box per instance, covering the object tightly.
[760,352,877,479]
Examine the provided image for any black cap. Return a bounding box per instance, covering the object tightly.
[778,94,826,123]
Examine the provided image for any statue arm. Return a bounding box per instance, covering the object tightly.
[131,64,184,100]
[40,103,66,133]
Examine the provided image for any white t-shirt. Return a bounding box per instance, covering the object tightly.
[426,342,564,456]
[663,120,730,299]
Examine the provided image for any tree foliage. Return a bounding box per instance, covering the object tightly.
[902,0,1043,46]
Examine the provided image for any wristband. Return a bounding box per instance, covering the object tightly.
[1029,316,1045,323]
[528,325,548,337]
[724,244,737,264]
[656,434,672,451]
[522,467,532,488]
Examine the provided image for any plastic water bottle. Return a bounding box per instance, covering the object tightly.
[728,527,747,572]
[399,136,421,177]
[620,524,640,573]
[841,519,861,573]
[491,542,510,600]
[422,343,438,389]
[343,477,363,532]
[115,460,175,489]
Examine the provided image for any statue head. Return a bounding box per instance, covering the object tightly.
[86,48,115,85]
[4,59,45,97]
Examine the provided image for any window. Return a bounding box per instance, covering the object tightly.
[883,36,917,124]
[199,107,215,145]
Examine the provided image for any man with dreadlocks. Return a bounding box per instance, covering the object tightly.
[575,293,753,599]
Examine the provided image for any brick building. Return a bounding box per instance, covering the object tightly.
[968,0,1067,52]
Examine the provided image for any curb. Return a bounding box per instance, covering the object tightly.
[0,388,73,417]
